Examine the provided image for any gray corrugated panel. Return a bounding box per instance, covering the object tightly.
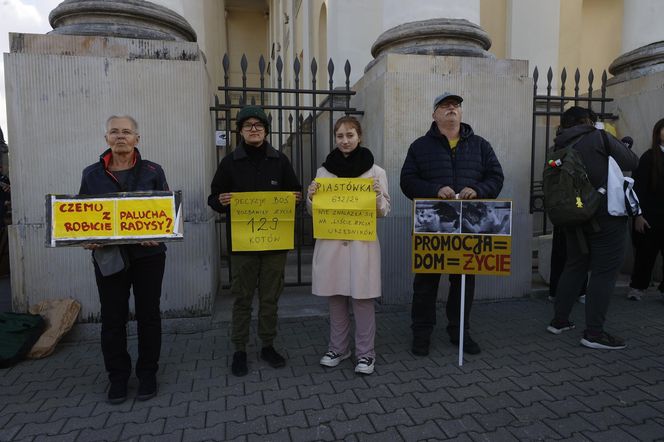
[9,221,217,320]
[5,47,219,319]
[5,53,215,225]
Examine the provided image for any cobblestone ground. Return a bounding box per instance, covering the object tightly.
[1,290,664,441]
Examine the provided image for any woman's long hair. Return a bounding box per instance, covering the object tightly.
[650,118,664,192]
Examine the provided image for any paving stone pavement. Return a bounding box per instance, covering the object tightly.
[2,288,664,441]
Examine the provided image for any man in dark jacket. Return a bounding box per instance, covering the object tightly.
[546,106,638,350]
[80,115,169,405]
[400,92,504,356]
[208,105,301,377]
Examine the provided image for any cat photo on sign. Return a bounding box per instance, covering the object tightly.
[414,200,461,234]
[461,201,511,235]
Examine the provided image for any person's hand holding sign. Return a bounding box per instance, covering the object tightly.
[437,186,456,199]
[307,182,319,200]
[293,191,302,203]
[372,179,381,196]
[458,187,477,199]
[219,193,232,206]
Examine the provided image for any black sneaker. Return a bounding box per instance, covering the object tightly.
[107,381,127,405]
[137,376,157,401]
[450,334,481,355]
[231,351,248,376]
[580,331,626,350]
[320,350,351,367]
[261,346,286,368]
[412,337,430,356]
[547,319,576,335]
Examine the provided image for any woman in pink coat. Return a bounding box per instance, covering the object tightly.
[306,116,390,375]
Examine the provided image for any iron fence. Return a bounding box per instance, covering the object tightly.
[530,66,618,235]
[210,53,361,286]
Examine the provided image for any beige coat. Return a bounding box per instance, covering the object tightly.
[307,165,391,298]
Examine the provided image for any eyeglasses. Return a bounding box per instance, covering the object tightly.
[241,122,266,131]
[436,102,462,109]
[107,129,136,137]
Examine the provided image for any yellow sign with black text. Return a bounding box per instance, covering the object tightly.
[312,178,376,241]
[47,191,183,247]
[413,234,512,275]
[411,199,512,275]
[230,191,296,252]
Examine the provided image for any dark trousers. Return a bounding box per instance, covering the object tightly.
[550,226,587,297]
[411,273,476,341]
[554,216,626,333]
[95,252,166,383]
[630,223,664,291]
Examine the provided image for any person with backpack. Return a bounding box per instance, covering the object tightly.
[545,106,638,349]
[626,118,664,301]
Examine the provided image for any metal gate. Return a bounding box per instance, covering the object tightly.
[529,66,618,235]
[210,53,360,286]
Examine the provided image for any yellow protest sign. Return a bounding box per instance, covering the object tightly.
[413,234,512,275]
[230,192,295,251]
[412,199,512,276]
[47,191,183,247]
[312,178,376,241]
[117,197,177,237]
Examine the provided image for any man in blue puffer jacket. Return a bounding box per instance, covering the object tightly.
[400,92,504,356]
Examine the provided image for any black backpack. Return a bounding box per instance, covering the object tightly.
[0,312,45,368]
[543,136,603,227]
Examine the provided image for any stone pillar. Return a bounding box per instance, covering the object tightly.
[355,2,532,305]
[382,0,480,31]
[49,0,196,41]
[608,0,664,84]
[606,0,664,282]
[370,0,488,69]
[5,1,217,319]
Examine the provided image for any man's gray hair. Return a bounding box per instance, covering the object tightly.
[105,115,139,133]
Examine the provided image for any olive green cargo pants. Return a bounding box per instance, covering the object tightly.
[230,252,287,351]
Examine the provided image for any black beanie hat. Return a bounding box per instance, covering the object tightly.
[236,105,270,133]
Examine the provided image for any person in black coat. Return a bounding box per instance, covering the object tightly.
[208,106,301,377]
[400,92,504,356]
[627,118,664,301]
[546,107,638,350]
[80,115,169,405]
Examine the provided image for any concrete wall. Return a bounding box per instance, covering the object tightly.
[353,53,533,304]
[4,33,218,320]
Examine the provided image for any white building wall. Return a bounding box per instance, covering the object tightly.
[621,0,664,53]
[506,0,560,78]
[326,0,382,86]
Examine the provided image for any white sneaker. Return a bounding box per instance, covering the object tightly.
[354,357,375,375]
[319,350,351,367]
[627,288,644,301]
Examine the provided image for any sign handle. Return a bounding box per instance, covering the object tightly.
[458,274,466,367]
